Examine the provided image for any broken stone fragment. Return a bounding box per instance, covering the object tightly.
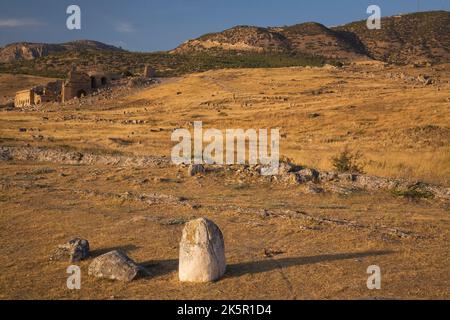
[298,168,320,183]
[179,218,226,283]
[290,168,320,184]
[88,250,142,282]
[188,164,205,176]
[277,162,294,175]
[0,147,12,161]
[50,237,90,262]
[305,183,325,194]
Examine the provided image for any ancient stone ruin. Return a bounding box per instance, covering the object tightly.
[179,218,226,283]
[61,67,120,102]
[13,65,156,107]
[13,67,117,107]
[14,81,62,108]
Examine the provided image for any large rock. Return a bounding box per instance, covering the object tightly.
[50,237,89,262]
[88,250,141,282]
[179,218,226,282]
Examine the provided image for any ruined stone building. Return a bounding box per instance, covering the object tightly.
[14,81,62,108]
[61,67,121,102]
[61,68,92,102]
[14,68,117,107]
[14,89,37,108]
[14,65,150,107]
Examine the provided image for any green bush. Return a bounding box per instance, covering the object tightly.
[331,148,365,173]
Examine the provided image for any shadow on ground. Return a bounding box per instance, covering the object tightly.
[140,259,178,278]
[138,250,393,279]
[226,250,393,278]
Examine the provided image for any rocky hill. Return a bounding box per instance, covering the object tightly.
[333,11,450,65]
[173,11,450,64]
[172,23,367,60]
[172,26,291,53]
[0,40,124,63]
[280,22,368,60]
[0,11,448,77]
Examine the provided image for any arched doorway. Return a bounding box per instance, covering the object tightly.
[76,90,87,98]
[101,77,108,86]
[90,77,97,89]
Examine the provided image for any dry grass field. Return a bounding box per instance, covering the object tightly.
[0,62,449,299]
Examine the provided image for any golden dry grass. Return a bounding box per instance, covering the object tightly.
[0,161,449,299]
[0,64,449,299]
[2,63,449,183]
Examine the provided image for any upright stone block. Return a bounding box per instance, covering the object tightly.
[179,218,226,282]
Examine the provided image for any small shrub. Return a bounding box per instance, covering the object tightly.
[331,148,365,173]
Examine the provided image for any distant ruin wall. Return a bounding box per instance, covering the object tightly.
[14,90,35,108]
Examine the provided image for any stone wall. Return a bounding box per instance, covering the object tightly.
[62,70,92,102]
[14,89,35,108]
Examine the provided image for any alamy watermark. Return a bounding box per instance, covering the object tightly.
[66,265,81,290]
[367,265,381,290]
[66,5,81,30]
[367,5,381,29]
[171,121,280,175]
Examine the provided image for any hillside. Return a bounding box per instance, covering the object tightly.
[0,11,448,78]
[279,22,368,60]
[333,11,450,65]
[173,26,291,53]
[173,23,368,61]
[0,40,124,63]
[0,50,326,79]
[173,11,449,65]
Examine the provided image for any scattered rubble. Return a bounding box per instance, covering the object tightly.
[198,161,450,201]
[77,189,190,207]
[273,210,424,239]
[1,145,449,201]
[127,77,158,88]
[0,146,168,168]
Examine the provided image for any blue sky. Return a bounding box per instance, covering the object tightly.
[0,0,448,52]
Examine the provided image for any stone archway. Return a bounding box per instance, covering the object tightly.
[90,77,97,89]
[76,89,87,98]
